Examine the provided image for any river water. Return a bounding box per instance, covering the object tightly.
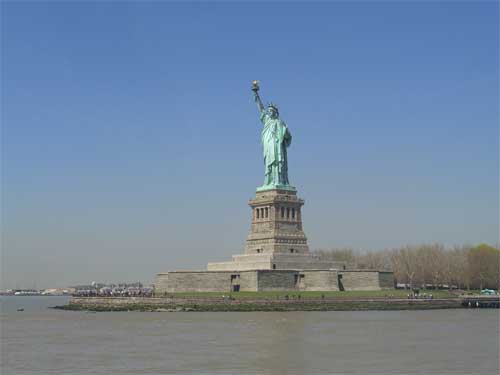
[1,296,499,374]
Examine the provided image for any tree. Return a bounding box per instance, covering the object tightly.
[314,243,500,292]
[314,248,357,268]
[354,249,389,270]
[444,246,468,290]
[392,246,417,289]
[467,244,500,290]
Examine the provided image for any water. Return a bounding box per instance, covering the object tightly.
[1,296,499,374]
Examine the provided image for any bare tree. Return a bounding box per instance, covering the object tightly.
[314,243,499,292]
[314,248,357,268]
[394,246,417,289]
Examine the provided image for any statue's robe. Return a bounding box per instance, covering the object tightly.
[260,111,292,185]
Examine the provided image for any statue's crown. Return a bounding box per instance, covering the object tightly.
[267,102,279,112]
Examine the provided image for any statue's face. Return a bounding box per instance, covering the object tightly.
[268,107,278,118]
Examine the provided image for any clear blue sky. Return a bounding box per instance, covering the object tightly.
[2,1,498,289]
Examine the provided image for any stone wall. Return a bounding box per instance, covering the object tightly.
[156,271,260,293]
[257,270,297,290]
[271,254,345,270]
[300,270,339,291]
[378,271,395,289]
[68,296,465,312]
[156,271,232,293]
[155,273,169,293]
[339,271,381,291]
[156,269,393,293]
[257,270,341,292]
[70,297,174,307]
[206,261,260,271]
[207,254,272,271]
[207,253,346,272]
[239,271,258,291]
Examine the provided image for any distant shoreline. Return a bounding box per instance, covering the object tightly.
[54,295,500,312]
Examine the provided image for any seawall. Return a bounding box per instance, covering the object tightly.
[54,295,499,312]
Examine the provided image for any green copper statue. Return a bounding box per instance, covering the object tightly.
[252,81,295,192]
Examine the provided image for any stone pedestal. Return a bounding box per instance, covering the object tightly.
[245,188,309,255]
[206,188,346,271]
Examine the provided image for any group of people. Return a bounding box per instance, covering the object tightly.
[407,292,433,299]
[73,287,154,297]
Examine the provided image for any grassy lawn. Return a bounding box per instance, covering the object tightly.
[160,289,458,299]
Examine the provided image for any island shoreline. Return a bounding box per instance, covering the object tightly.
[53,295,500,312]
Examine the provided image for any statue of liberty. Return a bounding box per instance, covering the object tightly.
[252,81,295,191]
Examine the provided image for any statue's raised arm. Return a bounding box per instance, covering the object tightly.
[252,80,265,114]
